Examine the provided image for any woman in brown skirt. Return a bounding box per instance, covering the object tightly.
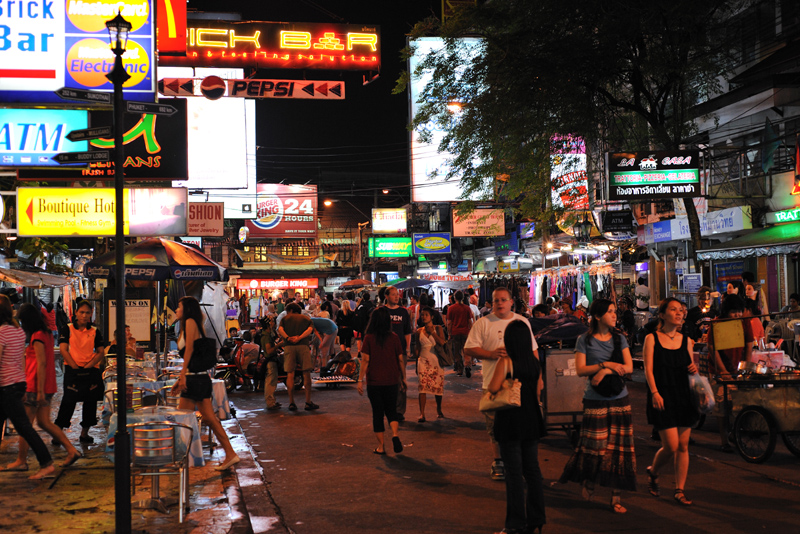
[559,298,636,513]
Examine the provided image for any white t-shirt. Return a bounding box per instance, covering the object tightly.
[469,303,481,320]
[464,313,537,389]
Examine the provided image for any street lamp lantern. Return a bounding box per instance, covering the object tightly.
[106,11,132,53]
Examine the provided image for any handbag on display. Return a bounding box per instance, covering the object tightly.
[188,334,218,372]
[479,360,522,412]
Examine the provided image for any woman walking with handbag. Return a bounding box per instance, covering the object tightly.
[172,296,239,471]
[559,298,636,513]
[488,320,546,534]
[643,298,698,506]
[414,307,446,422]
[336,300,355,353]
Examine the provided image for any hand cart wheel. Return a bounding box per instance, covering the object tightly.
[734,406,777,464]
[781,432,800,458]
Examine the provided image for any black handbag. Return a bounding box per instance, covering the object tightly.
[590,331,627,398]
[188,335,218,372]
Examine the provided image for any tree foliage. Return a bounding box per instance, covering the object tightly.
[397,0,742,250]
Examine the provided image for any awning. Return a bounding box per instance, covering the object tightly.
[697,224,800,260]
[0,267,73,288]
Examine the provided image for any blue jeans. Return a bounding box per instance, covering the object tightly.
[498,439,546,532]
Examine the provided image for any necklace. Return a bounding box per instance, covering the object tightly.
[663,330,678,340]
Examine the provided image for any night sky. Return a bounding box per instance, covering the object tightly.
[184,0,441,198]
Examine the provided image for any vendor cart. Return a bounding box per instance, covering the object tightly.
[720,375,800,463]
[540,345,585,443]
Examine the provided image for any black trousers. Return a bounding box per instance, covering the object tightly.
[54,367,102,430]
[367,384,400,433]
[0,382,52,467]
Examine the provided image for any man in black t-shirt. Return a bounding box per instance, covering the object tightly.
[384,287,412,419]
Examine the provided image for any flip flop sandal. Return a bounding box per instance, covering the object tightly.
[1,463,29,472]
[373,448,386,455]
[61,452,83,468]
[646,466,660,497]
[392,436,403,454]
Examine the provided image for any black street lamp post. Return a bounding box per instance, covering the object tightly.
[105,11,132,533]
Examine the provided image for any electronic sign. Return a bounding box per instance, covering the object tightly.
[245,184,318,238]
[17,99,188,181]
[452,208,504,237]
[236,278,319,290]
[412,232,451,255]
[607,151,700,200]
[372,208,407,234]
[159,21,380,71]
[0,0,156,104]
[225,79,345,100]
[0,109,88,167]
[551,135,588,211]
[368,237,412,258]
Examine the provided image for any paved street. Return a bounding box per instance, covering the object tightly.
[231,362,800,534]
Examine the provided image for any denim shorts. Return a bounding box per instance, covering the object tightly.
[23,391,55,407]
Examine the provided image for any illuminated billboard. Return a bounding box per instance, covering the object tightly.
[187,202,224,237]
[412,233,451,255]
[409,37,483,202]
[0,0,156,104]
[236,278,319,290]
[551,136,588,211]
[245,184,318,237]
[372,208,407,234]
[606,151,700,200]
[0,109,88,167]
[17,187,187,237]
[159,21,380,71]
[452,208,504,237]
[17,99,188,181]
[156,0,187,55]
[368,237,412,258]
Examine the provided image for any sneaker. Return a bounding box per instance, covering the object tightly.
[465,367,472,378]
[491,461,505,481]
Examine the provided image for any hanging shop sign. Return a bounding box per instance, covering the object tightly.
[236,278,319,290]
[158,21,380,71]
[601,210,634,233]
[452,208,504,237]
[498,260,520,273]
[156,0,187,55]
[187,202,224,237]
[713,261,743,296]
[368,237,412,258]
[17,187,187,237]
[245,184,317,237]
[766,207,800,225]
[412,232,451,255]
[223,79,344,100]
[372,208,407,234]
[0,109,89,167]
[0,0,155,104]
[606,151,700,200]
[17,99,188,181]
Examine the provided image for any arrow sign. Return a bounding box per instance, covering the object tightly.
[55,87,112,105]
[66,126,113,142]
[53,151,111,164]
[126,101,178,116]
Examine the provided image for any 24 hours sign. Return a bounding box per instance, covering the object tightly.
[245,183,317,237]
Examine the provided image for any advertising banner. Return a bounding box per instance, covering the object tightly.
[156,0,187,55]
[236,278,319,291]
[412,233,451,255]
[245,184,317,237]
[0,109,89,167]
[601,210,634,233]
[372,208,407,234]
[224,79,344,100]
[714,261,743,295]
[17,99,188,181]
[0,0,156,104]
[368,237,412,258]
[452,208,504,237]
[607,151,700,200]
[187,202,223,237]
[495,230,519,256]
[17,187,187,237]
[551,136,588,211]
[160,21,380,70]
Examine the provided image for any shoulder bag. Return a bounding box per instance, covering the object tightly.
[479,359,522,412]
[188,332,218,372]
[590,332,626,397]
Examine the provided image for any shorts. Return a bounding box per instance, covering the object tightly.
[180,374,213,402]
[283,344,312,373]
[23,391,54,407]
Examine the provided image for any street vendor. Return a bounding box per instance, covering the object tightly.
[54,298,106,444]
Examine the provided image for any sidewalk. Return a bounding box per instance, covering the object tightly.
[0,382,253,534]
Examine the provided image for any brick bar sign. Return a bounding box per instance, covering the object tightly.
[187,202,224,237]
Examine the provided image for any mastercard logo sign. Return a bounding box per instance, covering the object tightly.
[67,0,150,33]
[66,38,150,88]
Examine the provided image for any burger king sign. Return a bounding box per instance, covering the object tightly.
[245,183,318,237]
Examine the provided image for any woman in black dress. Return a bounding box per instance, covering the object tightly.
[643,298,699,506]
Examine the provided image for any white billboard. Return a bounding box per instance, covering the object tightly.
[409,37,483,203]
[372,208,407,234]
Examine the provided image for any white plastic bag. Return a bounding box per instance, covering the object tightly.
[688,373,715,414]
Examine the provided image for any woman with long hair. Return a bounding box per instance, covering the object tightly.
[10,304,82,469]
[336,300,355,353]
[488,320,546,534]
[643,298,698,506]
[0,295,54,479]
[414,307,446,422]
[172,296,239,471]
[356,306,406,455]
[559,298,636,513]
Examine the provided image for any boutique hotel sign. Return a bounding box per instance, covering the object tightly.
[0,0,156,104]
[606,151,700,200]
[368,237,412,258]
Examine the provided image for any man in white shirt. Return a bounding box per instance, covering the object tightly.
[464,286,537,481]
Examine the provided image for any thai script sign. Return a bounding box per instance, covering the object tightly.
[606,151,700,200]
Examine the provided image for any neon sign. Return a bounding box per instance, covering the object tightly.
[159,21,380,70]
[767,207,800,224]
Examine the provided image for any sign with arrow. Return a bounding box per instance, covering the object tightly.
[66,126,113,142]
[225,79,345,100]
[126,101,178,116]
[53,151,111,164]
[55,87,112,105]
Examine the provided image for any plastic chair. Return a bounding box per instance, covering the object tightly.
[105,387,145,413]
[128,421,193,522]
